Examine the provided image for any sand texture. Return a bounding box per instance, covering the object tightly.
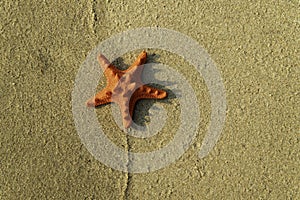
[0,0,299,199]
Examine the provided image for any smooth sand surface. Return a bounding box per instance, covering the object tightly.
[1,1,299,199]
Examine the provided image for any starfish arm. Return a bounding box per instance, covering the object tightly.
[103,68,123,88]
[134,85,167,100]
[125,51,147,74]
[86,89,113,107]
[98,55,124,89]
[129,97,138,118]
[97,53,111,70]
[117,99,132,128]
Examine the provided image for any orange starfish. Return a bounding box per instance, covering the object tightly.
[86,51,167,128]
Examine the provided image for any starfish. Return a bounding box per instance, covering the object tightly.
[86,50,167,128]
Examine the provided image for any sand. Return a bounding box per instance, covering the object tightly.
[0,0,299,199]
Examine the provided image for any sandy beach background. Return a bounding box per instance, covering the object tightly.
[1,0,299,199]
